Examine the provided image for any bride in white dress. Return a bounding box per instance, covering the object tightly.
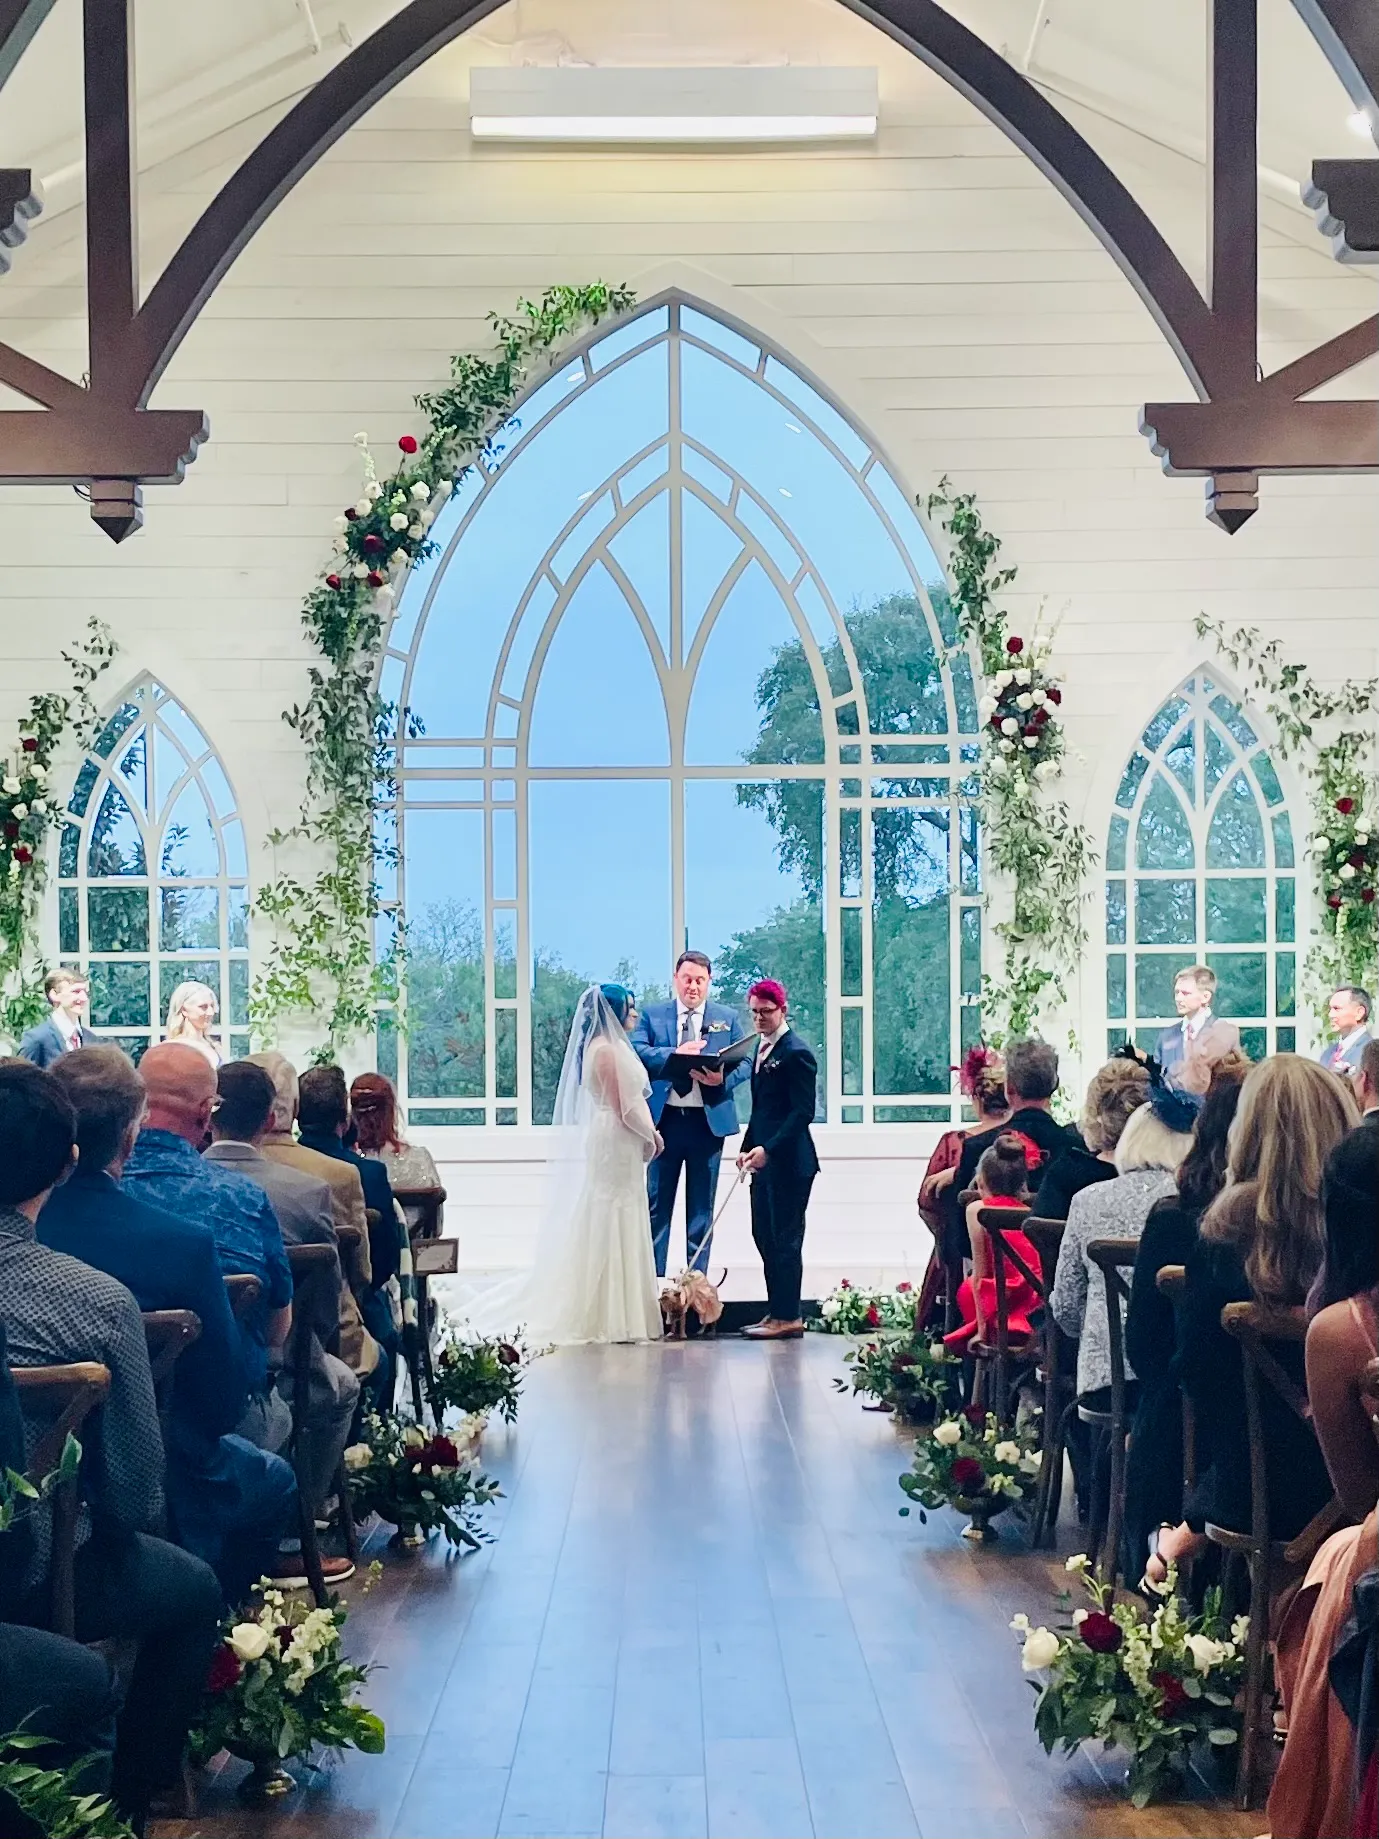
[453,984,664,1345]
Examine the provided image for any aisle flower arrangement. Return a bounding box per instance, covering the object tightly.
[833,1331,951,1421]
[899,1407,1040,1538]
[811,1279,917,1335]
[433,1328,531,1426]
[1012,1556,1244,1807]
[191,1585,384,1797]
[344,1413,500,1548]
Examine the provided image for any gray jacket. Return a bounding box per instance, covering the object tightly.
[1051,1166,1178,1397]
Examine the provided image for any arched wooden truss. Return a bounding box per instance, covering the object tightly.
[0,0,1374,538]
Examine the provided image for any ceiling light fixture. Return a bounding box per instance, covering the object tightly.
[469,67,879,144]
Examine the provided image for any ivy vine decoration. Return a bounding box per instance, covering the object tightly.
[0,618,117,1044]
[1196,616,1379,1007]
[926,480,1094,1042]
[252,283,636,1055]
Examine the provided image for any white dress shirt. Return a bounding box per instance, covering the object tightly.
[52,1009,81,1050]
[666,1003,706,1109]
[755,1021,789,1071]
[1185,1008,1212,1042]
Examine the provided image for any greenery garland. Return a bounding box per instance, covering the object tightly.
[251,283,635,1055]
[925,480,1094,1041]
[1196,616,1379,1011]
[0,618,117,1045]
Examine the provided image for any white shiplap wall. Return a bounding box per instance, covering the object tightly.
[0,0,1374,1287]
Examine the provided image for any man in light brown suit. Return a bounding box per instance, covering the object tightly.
[1156,964,1243,1095]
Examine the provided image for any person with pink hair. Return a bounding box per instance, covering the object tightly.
[737,980,819,1340]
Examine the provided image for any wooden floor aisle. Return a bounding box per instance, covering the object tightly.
[155,1337,1259,1839]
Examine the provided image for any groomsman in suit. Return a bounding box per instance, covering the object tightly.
[18,969,97,1066]
[1156,964,1241,1095]
[1318,985,1373,1074]
[632,951,752,1274]
[738,980,819,1341]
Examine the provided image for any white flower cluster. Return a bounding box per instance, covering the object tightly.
[225,1591,342,1698]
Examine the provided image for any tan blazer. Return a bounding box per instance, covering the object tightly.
[260,1130,377,1376]
[1174,1018,1243,1095]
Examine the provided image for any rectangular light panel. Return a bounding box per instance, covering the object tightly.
[469,66,879,143]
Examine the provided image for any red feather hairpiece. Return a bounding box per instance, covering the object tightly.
[954,1043,1000,1096]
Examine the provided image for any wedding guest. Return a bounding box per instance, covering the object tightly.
[39,1047,295,1606]
[1265,1120,1379,1839]
[350,1071,442,1229]
[1032,1054,1151,1220]
[163,979,222,1066]
[738,980,819,1340]
[948,1040,1079,1263]
[944,1134,1042,1354]
[123,1044,294,1454]
[1122,1056,1249,1578]
[17,969,96,1067]
[918,1045,1008,1228]
[0,1059,222,1831]
[1318,983,1373,1074]
[1155,964,1242,1095]
[1352,1035,1379,1124]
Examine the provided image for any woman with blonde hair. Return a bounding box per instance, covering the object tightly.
[1032,1053,1151,1220]
[163,980,221,1066]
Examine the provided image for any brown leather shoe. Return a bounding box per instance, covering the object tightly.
[272,1553,356,1590]
[742,1319,804,1340]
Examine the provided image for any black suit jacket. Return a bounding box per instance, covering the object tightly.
[17,1018,97,1067]
[741,1030,819,1182]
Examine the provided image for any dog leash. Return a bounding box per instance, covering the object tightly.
[710,1164,748,1231]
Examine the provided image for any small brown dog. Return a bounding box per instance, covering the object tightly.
[659,1268,726,1340]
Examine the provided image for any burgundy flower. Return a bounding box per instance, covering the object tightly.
[1045,686,1062,705]
[1152,1670,1188,1717]
[863,1305,881,1329]
[896,1281,913,1294]
[1327,893,1344,910]
[839,1278,851,1291]
[325,572,342,590]
[424,1435,461,1470]
[361,533,385,555]
[1032,706,1050,725]
[1363,888,1376,905]
[13,845,31,865]
[1349,850,1368,868]
[19,737,37,753]
[343,506,359,521]
[1006,636,1024,655]
[497,1343,521,1367]
[950,1456,986,1492]
[206,1643,242,1694]
[367,570,386,589]
[1078,1611,1123,1654]
[962,1404,987,1428]
[1336,796,1355,815]
[398,434,419,454]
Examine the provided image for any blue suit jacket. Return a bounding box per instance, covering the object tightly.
[631,1000,751,1137]
[1319,1028,1372,1072]
[17,1018,97,1067]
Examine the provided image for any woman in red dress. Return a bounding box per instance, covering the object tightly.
[916,1048,1009,1325]
[943,1133,1043,1353]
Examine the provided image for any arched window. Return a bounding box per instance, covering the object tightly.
[1105,673,1296,1061]
[381,297,981,1128]
[58,679,250,1060]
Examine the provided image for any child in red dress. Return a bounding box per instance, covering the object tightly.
[943,1133,1043,1353]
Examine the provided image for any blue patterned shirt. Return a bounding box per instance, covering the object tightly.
[123,1128,292,1390]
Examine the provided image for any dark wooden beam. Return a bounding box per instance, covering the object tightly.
[0,0,57,90]
[1304,159,1379,260]
[1290,0,1379,115]
[0,167,41,271]
[1209,0,1257,390]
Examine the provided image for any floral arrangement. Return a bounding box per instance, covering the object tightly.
[432,1328,530,1425]
[0,1733,132,1838]
[898,1406,1041,1531]
[0,619,116,1045]
[1012,1556,1244,1807]
[344,1413,500,1547]
[252,284,635,1053]
[926,481,1093,1042]
[833,1331,951,1421]
[192,1584,384,1778]
[811,1278,917,1335]
[1197,616,1379,1010]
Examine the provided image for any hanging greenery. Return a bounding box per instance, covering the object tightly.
[251,283,636,1056]
[1196,616,1379,1012]
[0,618,117,1045]
[925,480,1094,1042]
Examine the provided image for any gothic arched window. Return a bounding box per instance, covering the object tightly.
[59,679,250,1059]
[1105,674,1296,1060]
[382,296,981,1127]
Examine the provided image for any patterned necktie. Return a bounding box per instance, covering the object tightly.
[680,1010,698,1045]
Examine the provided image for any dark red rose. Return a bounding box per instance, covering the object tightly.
[863,1305,881,1329]
[497,1343,521,1367]
[1045,685,1062,704]
[1151,1670,1188,1717]
[1336,797,1355,815]
[361,533,384,555]
[963,1404,987,1427]
[1363,888,1376,905]
[1350,850,1368,868]
[989,712,1004,729]
[1078,1611,1123,1654]
[839,1278,851,1290]
[1328,893,1344,910]
[398,434,418,454]
[950,1456,986,1492]
[20,737,37,753]
[425,1435,461,1469]
[13,845,31,865]
[277,1624,294,1653]
[1033,706,1050,725]
[206,1643,242,1694]
[896,1281,912,1294]
[344,506,359,521]
[1023,724,1040,739]
[1006,636,1024,655]
[367,570,385,589]
[325,572,342,590]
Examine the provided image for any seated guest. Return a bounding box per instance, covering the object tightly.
[1266,1121,1379,1839]
[16,968,95,1067]
[0,1059,222,1830]
[918,1046,1008,1228]
[1123,1057,1249,1579]
[1051,1096,1195,1405]
[1032,1054,1151,1220]
[944,1134,1042,1354]
[350,1071,442,1226]
[1161,1056,1358,1580]
[40,1048,295,1606]
[206,1062,361,1518]
[123,1044,294,1454]
[249,1051,373,1282]
[1318,982,1373,1075]
[1156,964,1242,1096]
[948,1040,1079,1265]
[1353,1035,1379,1124]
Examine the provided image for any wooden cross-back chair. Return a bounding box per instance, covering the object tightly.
[971,1203,1041,1426]
[223,1272,262,1322]
[140,1309,201,1419]
[393,1186,450,1424]
[1154,1264,1197,1500]
[1080,1239,1140,1588]
[1022,1216,1073,1546]
[11,1362,110,1639]
[1212,1302,1345,1808]
[284,1242,358,1607]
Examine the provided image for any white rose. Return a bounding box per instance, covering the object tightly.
[1072,1608,1088,1627]
[351,563,369,580]
[1015,693,1034,711]
[2,777,19,795]
[11,803,27,819]
[1033,760,1060,783]
[28,765,45,782]
[332,537,348,554]
[1184,1634,1226,1673]
[410,480,431,501]
[993,1440,1021,1465]
[389,512,409,532]
[994,671,1012,691]
[1016,669,1032,686]
[1313,836,1332,856]
[342,1443,371,1472]
[1032,688,1047,706]
[1340,863,1357,880]
[366,481,385,502]
[227,1622,273,1663]
[1023,736,1039,750]
[821,1298,840,1319]
[7,859,19,879]
[419,506,435,526]
[978,695,998,719]
[999,739,1015,754]
[1019,1450,1042,1474]
[1065,1554,1090,1573]
[1021,1627,1061,1672]
[408,523,424,539]
[1000,717,1019,736]
[1009,1613,1030,1633]
[332,515,349,533]
[32,799,46,815]
[1357,830,1371,845]
[932,1419,962,1446]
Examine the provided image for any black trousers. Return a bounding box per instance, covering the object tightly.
[750,1168,814,1321]
[0,1624,118,1838]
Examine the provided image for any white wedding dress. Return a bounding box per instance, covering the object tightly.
[447,989,664,1346]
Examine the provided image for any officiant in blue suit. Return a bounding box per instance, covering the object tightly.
[631,951,752,1275]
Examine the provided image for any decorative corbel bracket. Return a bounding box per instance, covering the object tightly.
[1304,159,1379,260]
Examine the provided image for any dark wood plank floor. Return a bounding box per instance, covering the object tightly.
[154,1337,1258,1839]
